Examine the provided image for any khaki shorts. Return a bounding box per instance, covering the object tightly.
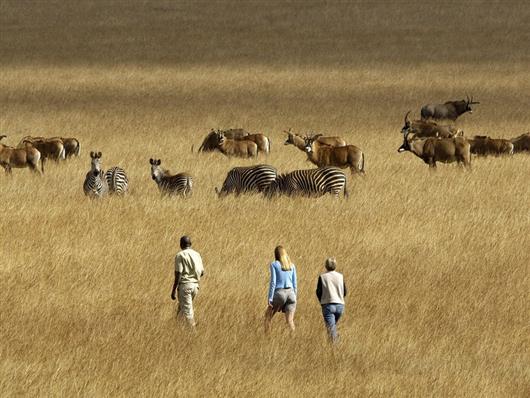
[178,283,199,320]
[271,288,296,313]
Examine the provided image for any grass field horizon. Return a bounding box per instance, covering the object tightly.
[1,1,529,396]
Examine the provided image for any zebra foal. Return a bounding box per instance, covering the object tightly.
[83,151,109,198]
[150,158,192,196]
[265,166,348,198]
[215,164,277,197]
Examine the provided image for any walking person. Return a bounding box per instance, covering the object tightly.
[265,246,297,333]
[316,257,346,343]
[170,235,204,328]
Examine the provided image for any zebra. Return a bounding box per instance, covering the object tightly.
[149,158,192,196]
[83,151,109,198]
[215,164,277,197]
[105,166,129,195]
[265,167,348,198]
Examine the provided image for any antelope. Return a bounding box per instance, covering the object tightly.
[197,129,250,152]
[401,111,461,138]
[0,135,43,174]
[149,158,192,196]
[468,135,514,156]
[51,137,81,157]
[398,132,471,169]
[304,135,365,175]
[19,136,65,162]
[214,130,258,158]
[284,129,346,151]
[510,133,530,153]
[421,95,480,121]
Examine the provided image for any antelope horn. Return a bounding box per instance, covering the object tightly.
[404,110,411,124]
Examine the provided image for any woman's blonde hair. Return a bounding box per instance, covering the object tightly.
[275,245,292,271]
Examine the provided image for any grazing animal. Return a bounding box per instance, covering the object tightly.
[19,136,65,161]
[149,158,192,196]
[105,167,129,194]
[198,129,250,152]
[304,136,365,175]
[510,133,530,153]
[214,130,258,158]
[398,132,471,169]
[284,130,346,151]
[0,135,43,174]
[83,151,109,197]
[468,136,514,156]
[215,164,278,196]
[242,133,271,154]
[421,95,480,121]
[265,167,347,198]
[401,111,461,138]
[51,137,80,157]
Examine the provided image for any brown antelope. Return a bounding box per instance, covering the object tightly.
[197,128,250,152]
[51,136,80,157]
[0,135,43,174]
[401,111,461,138]
[468,135,514,156]
[510,133,530,153]
[214,130,258,158]
[421,95,480,121]
[284,129,346,151]
[398,132,471,169]
[19,136,65,161]
[304,135,365,175]
[240,133,271,154]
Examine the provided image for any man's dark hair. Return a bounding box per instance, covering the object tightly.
[180,235,192,249]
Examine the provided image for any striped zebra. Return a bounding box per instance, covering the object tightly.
[149,158,192,196]
[215,164,277,196]
[83,151,109,198]
[265,167,347,198]
[105,166,129,195]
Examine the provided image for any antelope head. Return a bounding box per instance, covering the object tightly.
[304,135,316,153]
[465,95,480,113]
[283,128,294,145]
[397,131,413,153]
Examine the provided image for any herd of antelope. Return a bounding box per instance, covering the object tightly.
[2,96,529,199]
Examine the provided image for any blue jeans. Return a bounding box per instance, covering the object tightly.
[322,304,344,342]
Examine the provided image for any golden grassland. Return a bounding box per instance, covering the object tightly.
[1,1,529,396]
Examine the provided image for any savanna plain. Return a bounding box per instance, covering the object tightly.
[1,1,529,396]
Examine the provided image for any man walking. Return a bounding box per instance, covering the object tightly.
[171,235,204,327]
[316,257,346,343]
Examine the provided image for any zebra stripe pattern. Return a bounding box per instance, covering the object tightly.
[83,151,109,198]
[83,171,109,197]
[150,158,193,196]
[217,164,277,196]
[266,166,347,198]
[105,166,129,195]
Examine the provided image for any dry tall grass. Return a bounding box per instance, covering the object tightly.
[1,1,529,396]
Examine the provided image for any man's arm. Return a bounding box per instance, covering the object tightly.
[316,276,322,301]
[171,271,181,300]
